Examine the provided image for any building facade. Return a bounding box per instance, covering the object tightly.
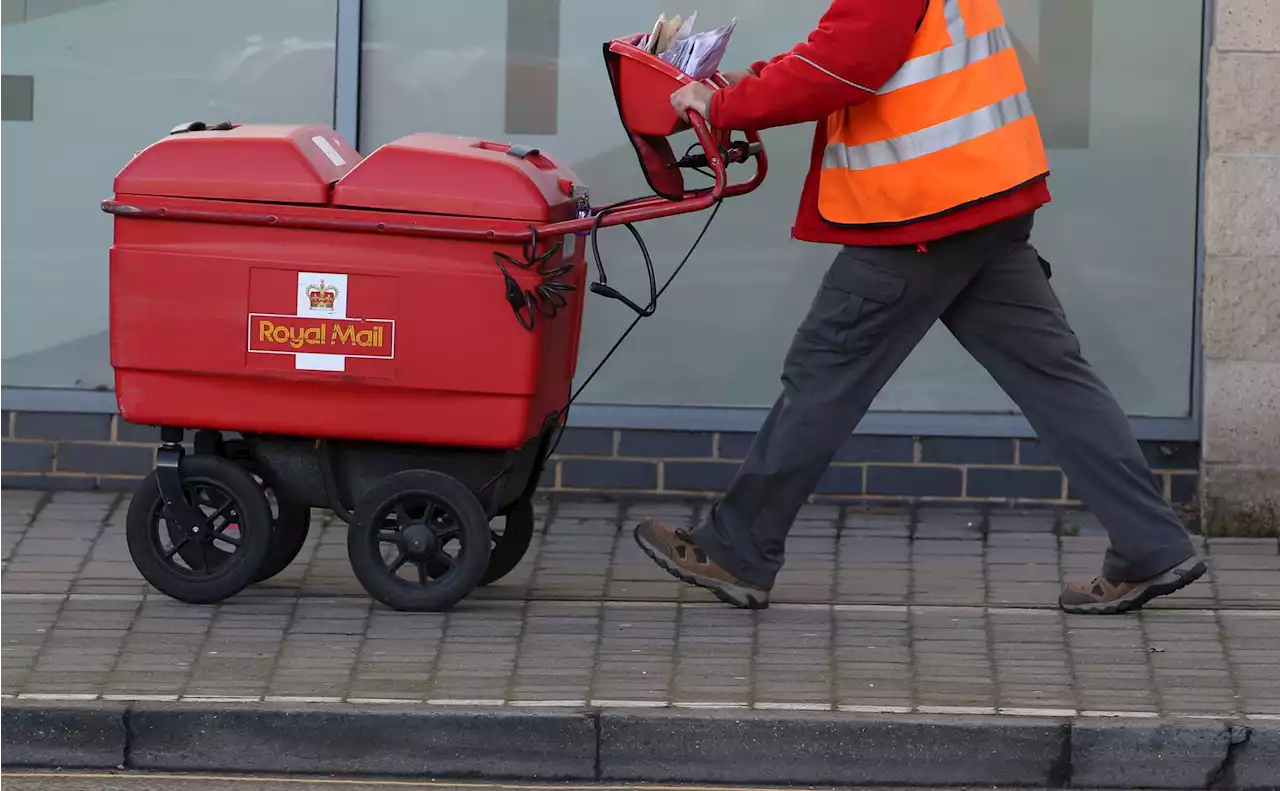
[1,0,1275,530]
[1202,0,1280,534]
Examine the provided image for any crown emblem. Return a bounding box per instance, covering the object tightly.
[306,279,339,312]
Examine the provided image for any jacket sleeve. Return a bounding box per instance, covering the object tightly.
[711,0,925,132]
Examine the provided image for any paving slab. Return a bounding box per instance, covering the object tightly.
[3,491,1279,787]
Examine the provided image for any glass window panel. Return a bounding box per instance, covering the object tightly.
[1,0,338,389]
[360,0,1203,417]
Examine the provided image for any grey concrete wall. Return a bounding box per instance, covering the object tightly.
[1202,0,1280,535]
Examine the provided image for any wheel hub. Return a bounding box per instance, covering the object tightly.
[401,523,438,556]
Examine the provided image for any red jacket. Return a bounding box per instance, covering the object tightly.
[708,0,1051,247]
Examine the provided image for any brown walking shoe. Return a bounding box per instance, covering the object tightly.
[1059,555,1207,615]
[634,520,771,610]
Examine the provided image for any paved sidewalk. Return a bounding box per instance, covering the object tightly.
[2,490,1279,718]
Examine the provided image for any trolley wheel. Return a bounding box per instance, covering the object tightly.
[199,482,313,584]
[478,497,536,586]
[252,487,312,583]
[348,470,490,612]
[126,455,272,605]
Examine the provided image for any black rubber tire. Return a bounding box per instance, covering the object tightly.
[252,489,312,583]
[479,497,536,586]
[197,480,312,584]
[126,455,273,605]
[348,470,490,612]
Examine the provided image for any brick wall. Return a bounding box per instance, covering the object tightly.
[546,428,1198,505]
[1,411,161,491]
[1,410,1199,507]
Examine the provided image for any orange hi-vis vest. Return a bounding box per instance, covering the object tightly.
[817,0,1050,228]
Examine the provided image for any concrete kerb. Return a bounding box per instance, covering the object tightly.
[1,701,128,769]
[598,709,1067,786]
[2,701,1278,789]
[126,704,598,779]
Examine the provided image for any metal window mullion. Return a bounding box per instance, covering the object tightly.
[333,0,363,148]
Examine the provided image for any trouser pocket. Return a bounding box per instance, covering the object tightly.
[1033,252,1072,319]
[796,255,908,350]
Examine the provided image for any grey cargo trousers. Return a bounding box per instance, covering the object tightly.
[690,213,1197,589]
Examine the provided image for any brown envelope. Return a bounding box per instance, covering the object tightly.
[655,14,683,53]
[646,15,666,53]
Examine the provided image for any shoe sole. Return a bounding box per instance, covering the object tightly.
[1060,558,1208,615]
[634,530,769,610]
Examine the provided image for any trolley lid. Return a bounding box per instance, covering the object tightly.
[112,124,360,205]
[331,133,582,222]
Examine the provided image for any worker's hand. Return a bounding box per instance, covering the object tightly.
[671,81,715,124]
[721,68,753,85]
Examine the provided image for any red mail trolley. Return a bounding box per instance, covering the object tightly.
[105,37,767,611]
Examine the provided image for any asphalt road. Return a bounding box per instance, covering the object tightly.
[0,774,1161,791]
[0,778,844,791]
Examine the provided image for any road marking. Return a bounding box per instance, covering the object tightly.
[1081,710,1161,718]
[918,705,997,715]
[2,675,1275,720]
[264,696,344,704]
[999,707,1078,717]
[839,704,912,714]
[0,773,867,791]
[180,695,263,704]
[7,694,1272,720]
[17,693,99,701]
[102,694,179,702]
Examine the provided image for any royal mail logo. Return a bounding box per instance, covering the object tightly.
[247,272,395,373]
[305,279,340,312]
[250,316,394,356]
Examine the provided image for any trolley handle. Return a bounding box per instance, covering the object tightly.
[578,128,767,223]
[689,140,763,168]
[538,112,734,239]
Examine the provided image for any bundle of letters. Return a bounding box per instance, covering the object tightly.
[637,12,737,81]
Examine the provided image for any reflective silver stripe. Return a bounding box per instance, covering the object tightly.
[822,91,1034,172]
[793,55,876,94]
[878,26,1013,94]
[944,0,968,44]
